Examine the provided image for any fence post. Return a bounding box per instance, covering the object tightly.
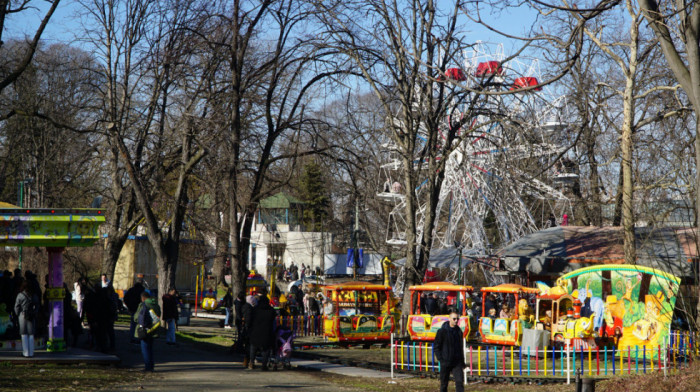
[493,346,497,376]
[390,333,394,379]
[612,346,615,375]
[511,346,514,376]
[566,344,571,385]
[463,338,468,385]
[470,346,473,376]
[544,346,547,377]
[519,345,522,376]
[478,346,481,376]
[502,346,506,376]
[560,346,564,377]
[486,344,490,376]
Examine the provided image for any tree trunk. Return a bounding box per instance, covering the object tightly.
[621,77,636,265]
[101,231,128,282]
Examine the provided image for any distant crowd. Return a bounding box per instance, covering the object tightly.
[275,262,321,283]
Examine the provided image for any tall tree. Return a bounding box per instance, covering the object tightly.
[195,0,350,296]
[80,0,207,298]
[638,0,700,327]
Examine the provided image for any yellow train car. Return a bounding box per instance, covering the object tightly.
[479,284,540,346]
[322,282,399,344]
[406,282,474,341]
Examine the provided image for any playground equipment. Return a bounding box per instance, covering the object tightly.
[406,282,474,341]
[0,208,105,352]
[479,284,540,346]
[322,282,400,344]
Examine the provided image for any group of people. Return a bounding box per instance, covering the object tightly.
[275,262,321,283]
[0,270,121,357]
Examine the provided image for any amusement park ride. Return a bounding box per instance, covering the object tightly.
[377,43,575,290]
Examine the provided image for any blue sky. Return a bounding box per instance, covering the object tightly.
[5,0,542,53]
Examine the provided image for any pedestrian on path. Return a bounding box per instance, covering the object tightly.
[135,291,161,372]
[248,295,275,370]
[14,280,39,357]
[124,281,145,344]
[240,294,257,367]
[434,310,465,392]
[222,288,233,329]
[162,288,179,345]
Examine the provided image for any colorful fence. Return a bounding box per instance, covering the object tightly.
[389,331,698,383]
[275,315,324,337]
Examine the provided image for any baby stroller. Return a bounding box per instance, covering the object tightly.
[273,326,294,370]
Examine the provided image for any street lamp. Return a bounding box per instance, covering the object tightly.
[17,178,34,271]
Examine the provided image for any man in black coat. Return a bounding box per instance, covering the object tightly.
[434,310,465,392]
[124,282,145,344]
[240,295,257,367]
[248,295,276,371]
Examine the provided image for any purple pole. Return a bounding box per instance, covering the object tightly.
[47,247,66,352]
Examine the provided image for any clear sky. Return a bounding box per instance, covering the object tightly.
[5,0,543,54]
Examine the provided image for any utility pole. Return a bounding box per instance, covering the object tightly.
[353,198,359,280]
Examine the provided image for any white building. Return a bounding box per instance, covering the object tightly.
[249,192,333,280]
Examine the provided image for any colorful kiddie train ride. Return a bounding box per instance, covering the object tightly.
[479,284,540,346]
[518,265,681,359]
[322,282,400,344]
[407,282,474,341]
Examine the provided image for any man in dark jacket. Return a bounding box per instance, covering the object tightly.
[240,294,257,367]
[434,310,465,392]
[124,282,145,344]
[248,295,276,371]
[162,288,179,345]
[222,288,233,329]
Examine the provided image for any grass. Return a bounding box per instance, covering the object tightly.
[175,330,235,347]
[595,360,699,392]
[0,362,147,392]
[314,371,577,392]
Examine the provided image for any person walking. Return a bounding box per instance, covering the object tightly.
[162,288,179,345]
[248,295,276,371]
[74,278,84,321]
[233,291,244,335]
[240,294,257,367]
[135,291,161,372]
[222,288,233,329]
[124,282,145,344]
[434,310,465,392]
[14,280,39,357]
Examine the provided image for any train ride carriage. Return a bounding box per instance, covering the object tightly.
[407,282,474,341]
[479,284,540,346]
[322,282,400,344]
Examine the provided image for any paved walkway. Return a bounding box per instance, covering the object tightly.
[0,317,399,391]
[111,317,398,391]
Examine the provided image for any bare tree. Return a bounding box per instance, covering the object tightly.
[80,0,207,299]
[638,0,700,327]
[0,0,60,121]
[192,0,351,296]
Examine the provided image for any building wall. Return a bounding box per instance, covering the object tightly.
[112,237,204,292]
[250,225,332,280]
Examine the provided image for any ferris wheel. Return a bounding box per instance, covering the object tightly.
[378,42,574,258]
